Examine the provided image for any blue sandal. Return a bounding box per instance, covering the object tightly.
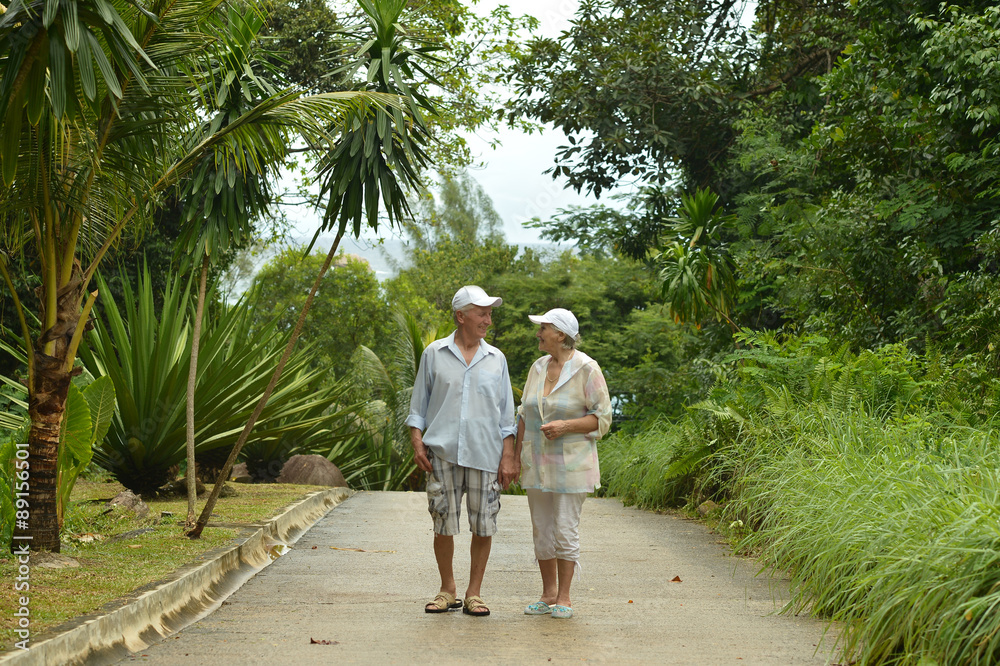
[551,605,574,619]
[524,601,552,615]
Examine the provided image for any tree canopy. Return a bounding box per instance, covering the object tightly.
[517,0,1000,357]
[251,248,393,378]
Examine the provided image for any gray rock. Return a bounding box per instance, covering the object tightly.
[230,462,253,483]
[276,454,348,487]
[108,490,150,520]
[158,476,207,498]
[697,500,720,517]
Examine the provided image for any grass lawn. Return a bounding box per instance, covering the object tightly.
[0,479,324,651]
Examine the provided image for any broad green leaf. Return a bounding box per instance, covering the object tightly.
[60,383,93,465]
[64,1,81,52]
[43,0,60,28]
[83,375,116,445]
[25,47,48,124]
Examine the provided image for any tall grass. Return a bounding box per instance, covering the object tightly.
[601,413,714,508]
[600,332,1000,664]
[726,410,1000,664]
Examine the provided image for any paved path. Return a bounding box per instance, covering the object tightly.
[120,491,840,665]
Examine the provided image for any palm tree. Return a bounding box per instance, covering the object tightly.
[174,7,288,527]
[188,0,439,537]
[0,0,415,551]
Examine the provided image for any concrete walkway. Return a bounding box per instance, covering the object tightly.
[119,491,840,665]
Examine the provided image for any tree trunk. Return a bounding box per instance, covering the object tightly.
[185,256,210,526]
[188,232,344,538]
[13,261,86,552]
[13,362,71,551]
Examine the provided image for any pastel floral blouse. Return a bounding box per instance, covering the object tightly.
[517,350,612,493]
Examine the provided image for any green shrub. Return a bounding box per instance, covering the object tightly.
[57,376,116,526]
[727,410,1000,665]
[79,269,361,494]
[600,332,1000,664]
[0,434,18,549]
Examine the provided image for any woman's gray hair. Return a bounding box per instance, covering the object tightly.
[557,329,581,350]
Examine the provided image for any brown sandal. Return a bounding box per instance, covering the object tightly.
[462,595,490,617]
[425,592,462,613]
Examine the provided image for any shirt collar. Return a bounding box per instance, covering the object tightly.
[444,330,494,366]
[543,350,589,393]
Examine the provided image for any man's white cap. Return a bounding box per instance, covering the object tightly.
[452,285,502,311]
[528,308,579,338]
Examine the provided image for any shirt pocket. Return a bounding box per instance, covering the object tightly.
[561,439,594,472]
[476,369,501,399]
[520,444,533,469]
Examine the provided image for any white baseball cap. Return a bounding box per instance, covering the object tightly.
[452,285,502,311]
[528,308,579,338]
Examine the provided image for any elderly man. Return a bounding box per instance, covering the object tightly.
[407,285,518,617]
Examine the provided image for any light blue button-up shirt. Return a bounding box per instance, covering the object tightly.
[406,332,517,472]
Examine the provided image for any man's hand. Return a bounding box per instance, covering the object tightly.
[498,452,520,490]
[410,428,432,473]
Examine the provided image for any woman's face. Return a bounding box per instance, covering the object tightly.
[536,323,565,354]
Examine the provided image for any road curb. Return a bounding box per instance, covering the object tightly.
[1,486,351,666]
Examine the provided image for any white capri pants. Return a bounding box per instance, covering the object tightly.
[526,489,587,561]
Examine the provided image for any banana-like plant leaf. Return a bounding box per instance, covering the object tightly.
[57,382,95,524]
[60,383,93,464]
[83,375,116,446]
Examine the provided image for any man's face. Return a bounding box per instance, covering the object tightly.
[457,305,493,340]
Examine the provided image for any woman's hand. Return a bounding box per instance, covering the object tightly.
[540,420,569,440]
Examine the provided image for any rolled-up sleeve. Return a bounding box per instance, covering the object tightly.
[406,349,432,432]
[585,363,612,440]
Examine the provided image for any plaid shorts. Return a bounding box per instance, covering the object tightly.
[426,452,501,537]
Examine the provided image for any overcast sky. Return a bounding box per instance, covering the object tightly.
[283,0,629,248]
[457,0,617,245]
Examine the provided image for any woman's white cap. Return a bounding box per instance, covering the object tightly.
[452,285,502,310]
[528,308,579,338]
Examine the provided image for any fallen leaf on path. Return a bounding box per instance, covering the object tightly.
[310,638,339,645]
[628,600,633,603]
[670,576,682,582]
[329,546,396,553]
[311,546,317,549]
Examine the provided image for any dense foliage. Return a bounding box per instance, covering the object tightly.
[508,1,1000,663]
[1,0,999,660]
[515,0,1000,358]
[250,248,394,378]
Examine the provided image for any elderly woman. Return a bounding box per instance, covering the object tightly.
[516,308,612,619]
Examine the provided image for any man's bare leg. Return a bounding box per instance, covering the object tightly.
[427,533,456,610]
[465,534,492,602]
